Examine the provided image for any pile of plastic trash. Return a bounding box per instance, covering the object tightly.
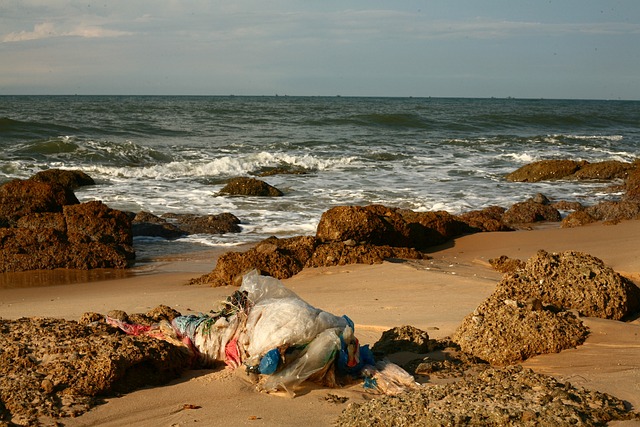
[108,270,418,396]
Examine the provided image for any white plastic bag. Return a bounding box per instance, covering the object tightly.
[261,328,342,395]
[239,270,347,367]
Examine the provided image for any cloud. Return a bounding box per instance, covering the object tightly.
[2,22,132,43]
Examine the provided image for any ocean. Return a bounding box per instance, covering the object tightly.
[1,96,639,258]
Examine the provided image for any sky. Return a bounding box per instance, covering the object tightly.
[1,1,639,99]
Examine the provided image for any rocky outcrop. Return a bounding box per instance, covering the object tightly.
[502,199,561,225]
[315,205,473,249]
[454,295,588,366]
[371,325,432,355]
[624,162,640,201]
[191,236,317,286]
[454,250,640,366]
[506,159,637,183]
[505,160,640,227]
[29,168,95,190]
[0,312,190,426]
[0,179,79,225]
[505,159,587,182]
[162,212,241,235]
[190,235,424,287]
[0,201,134,272]
[573,160,635,180]
[218,177,283,197]
[561,199,640,227]
[0,177,134,272]
[336,365,635,426]
[494,250,640,320]
[458,206,513,232]
[131,211,187,239]
[131,212,243,239]
[306,243,423,268]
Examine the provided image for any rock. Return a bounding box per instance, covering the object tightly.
[0,179,79,225]
[529,193,550,205]
[191,234,425,286]
[454,250,640,365]
[315,205,410,247]
[488,255,525,274]
[458,206,513,232]
[552,200,584,212]
[16,212,67,233]
[0,317,190,426]
[398,209,474,246]
[502,200,561,225]
[315,205,473,249]
[588,200,640,223]
[306,242,423,268]
[132,211,187,239]
[572,160,635,180]
[505,159,587,182]
[624,162,640,201]
[336,365,636,426]
[162,212,241,235]
[132,212,242,239]
[64,201,132,245]
[218,177,283,197]
[562,200,640,227]
[0,201,135,273]
[453,294,588,365]
[371,326,432,355]
[494,250,640,320]
[561,210,597,228]
[190,236,316,286]
[255,166,310,177]
[30,169,95,189]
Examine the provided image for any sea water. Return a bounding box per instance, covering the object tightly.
[1,96,639,257]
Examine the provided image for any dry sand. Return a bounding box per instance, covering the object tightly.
[1,220,639,426]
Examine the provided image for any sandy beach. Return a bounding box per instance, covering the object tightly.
[1,220,640,426]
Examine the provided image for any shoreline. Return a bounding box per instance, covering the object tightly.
[1,221,640,426]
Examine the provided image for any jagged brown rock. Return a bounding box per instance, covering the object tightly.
[494,250,640,320]
[306,242,423,268]
[162,212,241,235]
[561,210,597,228]
[572,160,635,181]
[502,200,561,225]
[371,325,432,355]
[0,179,79,225]
[625,162,640,201]
[131,211,187,239]
[190,235,425,287]
[218,177,283,197]
[488,255,525,274]
[0,174,135,272]
[505,159,587,182]
[454,250,640,366]
[190,236,316,286]
[316,205,473,249]
[336,365,636,426]
[562,199,640,227]
[453,295,589,365]
[0,200,134,272]
[458,206,512,232]
[0,316,190,426]
[29,169,95,189]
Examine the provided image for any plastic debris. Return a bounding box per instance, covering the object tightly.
[107,270,418,396]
